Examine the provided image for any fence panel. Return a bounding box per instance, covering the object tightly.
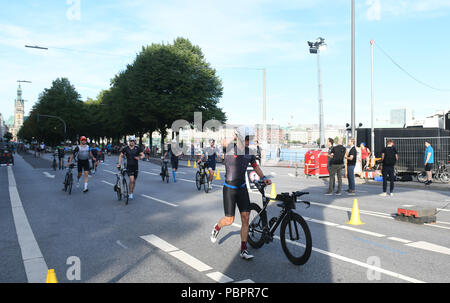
[385,137,450,173]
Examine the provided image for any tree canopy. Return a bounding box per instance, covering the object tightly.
[18,38,226,146]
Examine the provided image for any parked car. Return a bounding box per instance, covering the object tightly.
[0,148,14,166]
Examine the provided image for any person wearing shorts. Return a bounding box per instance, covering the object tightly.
[199,139,221,191]
[67,136,96,193]
[163,141,181,182]
[117,136,144,200]
[209,126,272,260]
[424,140,434,185]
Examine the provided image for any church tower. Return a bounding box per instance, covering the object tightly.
[12,84,25,141]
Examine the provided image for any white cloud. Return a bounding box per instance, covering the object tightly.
[366,0,382,21]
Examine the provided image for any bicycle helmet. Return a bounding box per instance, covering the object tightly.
[129,136,136,142]
[80,136,87,142]
[235,126,255,141]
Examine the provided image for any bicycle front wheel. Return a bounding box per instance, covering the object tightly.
[122,177,129,205]
[439,172,450,183]
[68,174,73,195]
[116,178,122,200]
[195,171,202,190]
[280,212,312,265]
[247,203,267,249]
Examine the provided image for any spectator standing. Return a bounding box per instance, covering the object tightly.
[360,142,371,170]
[326,137,346,195]
[424,140,434,185]
[345,138,357,195]
[326,138,335,191]
[380,139,398,196]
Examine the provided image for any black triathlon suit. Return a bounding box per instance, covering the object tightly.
[121,145,142,179]
[223,143,258,217]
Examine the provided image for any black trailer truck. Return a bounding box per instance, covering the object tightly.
[355,127,450,176]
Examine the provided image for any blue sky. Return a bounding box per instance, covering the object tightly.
[1,0,449,128]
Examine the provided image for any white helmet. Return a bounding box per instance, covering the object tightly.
[235,125,255,141]
[129,136,136,142]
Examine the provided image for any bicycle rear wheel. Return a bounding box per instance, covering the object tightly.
[195,171,202,190]
[161,166,165,182]
[123,177,129,205]
[204,177,210,193]
[280,212,312,265]
[247,203,267,249]
[166,169,169,183]
[52,159,57,171]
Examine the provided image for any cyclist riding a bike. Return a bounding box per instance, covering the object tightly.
[67,136,96,193]
[199,139,221,191]
[210,126,272,260]
[117,136,144,200]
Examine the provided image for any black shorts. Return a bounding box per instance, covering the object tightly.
[223,183,251,217]
[126,165,139,179]
[171,157,179,170]
[425,163,433,172]
[77,160,90,173]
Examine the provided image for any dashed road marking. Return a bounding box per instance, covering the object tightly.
[141,194,178,207]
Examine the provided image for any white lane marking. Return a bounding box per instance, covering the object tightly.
[270,172,277,176]
[437,209,450,213]
[169,250,213,272]
[141,194,178,207]
[103,170,117,175]
[43,172,55,178]
[206,272,234,283]
[436,221,450,225]
[102,180,114,186]
[231,221,424,283]
[235,279,255,283]
[424,224,450,230]
[140,234,178,252]
[304,217,339,227]
[288,173,296,177]
[387,237,412,244]
[116,240,128,249]
[336,225,385,238]
[406,241,450,256]
[8,166,48,283]
[142,171,158,176]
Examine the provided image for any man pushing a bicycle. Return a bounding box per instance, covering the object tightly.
[117,136,144,200]
[210,126,272,260]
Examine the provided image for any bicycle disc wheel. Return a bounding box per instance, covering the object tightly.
[123,177,129,205]
[247,203,267,249]
[161,167,165,181]
[280,212,312,265]
[195,171,202,190]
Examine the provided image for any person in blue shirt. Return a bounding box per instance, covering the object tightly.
[90,143,101,173]
[424,140,434,185]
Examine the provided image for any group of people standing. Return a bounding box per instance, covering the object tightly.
[326,137,435,196]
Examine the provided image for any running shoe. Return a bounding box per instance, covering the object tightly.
[210,224,220,243]
[240,250,254,260]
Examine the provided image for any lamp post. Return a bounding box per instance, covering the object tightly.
[308,37,327,148]
[351,0,356,140]
[370,40,375,164]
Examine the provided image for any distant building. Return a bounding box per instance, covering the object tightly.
[390,108,414,127]
[285,124,346,145]
[0,113,8,138]
[9,84,25,141]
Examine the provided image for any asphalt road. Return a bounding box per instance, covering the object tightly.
[1,152,449,283]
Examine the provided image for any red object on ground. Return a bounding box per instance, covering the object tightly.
[304,150,329,177]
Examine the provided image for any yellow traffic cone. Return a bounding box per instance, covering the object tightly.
[215,170,221,180]
[193,161,197,169]
[46,269,58,283]
[347,199,364,225]
[187,160,191,167]
[269,183,277,202]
